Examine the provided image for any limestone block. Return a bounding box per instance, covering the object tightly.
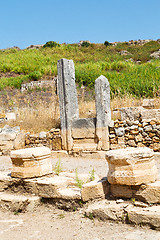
[106,147,158,185]
[81,177,109,202]
[135,181,160,204]
[57,188,81,200]
[13,132,25,149]
[11,147,52,178]
[0,192,40,212]
[126,205,160,229]
[35,176,74,198]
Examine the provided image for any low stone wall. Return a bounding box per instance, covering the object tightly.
[25,128,62,151]
[109,119,160,151]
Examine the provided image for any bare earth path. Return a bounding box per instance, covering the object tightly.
[0,155,160,239]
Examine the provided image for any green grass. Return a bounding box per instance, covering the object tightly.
[0,41,160,97]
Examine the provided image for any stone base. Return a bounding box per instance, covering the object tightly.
[11,147,52,178]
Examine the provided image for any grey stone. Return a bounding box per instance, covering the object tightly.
[57,59,79,150]
[95,75,111,150]
[120,107,142,121]
[150,49,160,59]
[72,118,96,129]
[39,131,47,139]
[115,127,125,137]
[95,75,111,127]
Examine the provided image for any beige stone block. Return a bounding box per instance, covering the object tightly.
[11,147,52,178]
[126,205,160,229]
[13,132,25,150]
[72,128,95,139]
[0,192,40,212]
[57,188,81,200]
[81,177,109,202]
[106,147,158,185]
[135,181,160,204]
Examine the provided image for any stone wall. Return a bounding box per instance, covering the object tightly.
[109,118,160,151]
[25,128,62,151]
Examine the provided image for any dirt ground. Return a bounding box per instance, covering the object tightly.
[0,155,160,240]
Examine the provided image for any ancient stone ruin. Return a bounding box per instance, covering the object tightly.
[57,58,111,153]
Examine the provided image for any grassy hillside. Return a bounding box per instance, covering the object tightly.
[0,41,160,98]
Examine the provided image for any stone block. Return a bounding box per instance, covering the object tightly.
[81,177,109,202]
[0,192,40,212]
[72,118,96,139]
[106,147,158,185]
[135,181,160,204]
[110,184,136,198]
[11,147,52,178]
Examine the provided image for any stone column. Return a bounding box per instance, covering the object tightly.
[95,75,111,150]
[57,59,79,150]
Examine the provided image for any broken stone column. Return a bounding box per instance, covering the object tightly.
[106,147,158,185]
[57,59,79,150]
[11,147,52,178]
[95,75,111,150]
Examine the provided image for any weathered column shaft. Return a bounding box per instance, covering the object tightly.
[57,59,79,150]
[95,75,111,150]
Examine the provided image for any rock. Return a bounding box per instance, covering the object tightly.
[0,192,40,212]
[120,107,142,121]
[126,205,160,229]
[150,49,160,59]
[120,50,132,56]
[13,132,25,149]
[85,200,126,222]
[11,147,52,178]
[135,181,160,204]
[106,147,158,185]
[81,177,109,202]
[115,127,125,137]
[5,112,16,121]
[142,99,155,109]
[39,131,47,139]
[127,140,136,147]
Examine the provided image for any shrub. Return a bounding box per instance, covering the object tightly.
[104,41,111,47]
[43,41,60,48]
[81,41,91,47]
[29,71,42,81]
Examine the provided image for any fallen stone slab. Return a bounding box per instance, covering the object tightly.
[85,199,126,222]
[126,205,160,229]
[85,199,160,229]
[11,147,52,178]
[106,147,158,185]
[0,192,40,212]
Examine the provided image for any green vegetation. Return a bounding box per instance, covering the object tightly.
[54,159,63,175]
[89,168,95,181]
[75,168,84,189]
[0,41,160,97]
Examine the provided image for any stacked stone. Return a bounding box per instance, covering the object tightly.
[25,128,61,151]
[109,119,160,152]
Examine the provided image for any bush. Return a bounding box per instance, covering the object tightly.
[29,71,42,81]
[104,41,111,47]
[81,41,91,47]
[43,41,60,48]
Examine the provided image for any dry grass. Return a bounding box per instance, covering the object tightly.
[0,88,160,133]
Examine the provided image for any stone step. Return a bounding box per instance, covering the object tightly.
[0,192,40,212]
[73,143,97,152]
[85,199,160,230]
